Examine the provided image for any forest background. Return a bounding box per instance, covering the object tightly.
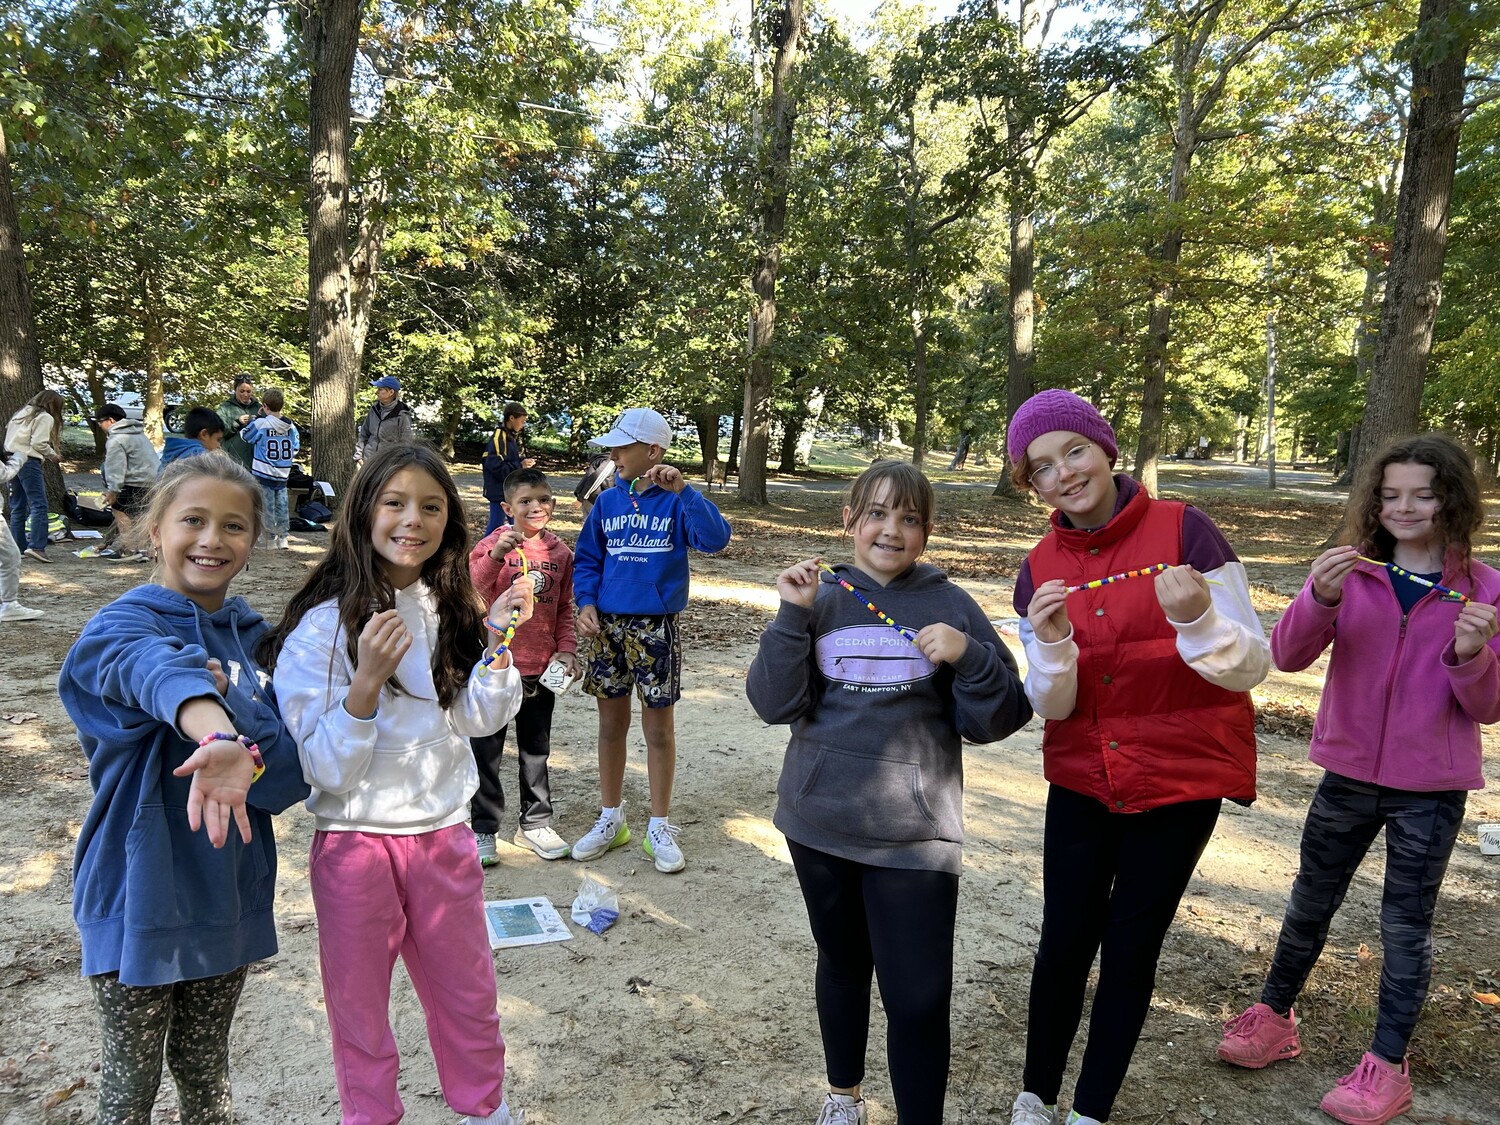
[1,0,1497,503]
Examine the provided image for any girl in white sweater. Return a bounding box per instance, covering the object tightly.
[260,444,532,1125]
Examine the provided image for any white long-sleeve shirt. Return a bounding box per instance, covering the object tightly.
[274,582,522,834]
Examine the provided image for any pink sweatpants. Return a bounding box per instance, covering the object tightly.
[310,823,505,1125]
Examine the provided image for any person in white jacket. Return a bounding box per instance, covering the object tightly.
[4,389,66,563]
[257,444,529,1125]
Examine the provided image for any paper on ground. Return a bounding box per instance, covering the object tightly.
[483,896,572,949]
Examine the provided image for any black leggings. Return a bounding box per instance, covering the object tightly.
[1022,785,1221,1122]
[788,840,960,1125]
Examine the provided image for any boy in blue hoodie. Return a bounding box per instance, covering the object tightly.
[571,407,732,873]
[158,407,227,472]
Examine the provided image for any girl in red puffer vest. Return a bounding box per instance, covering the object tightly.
[1005,390,1271,1125]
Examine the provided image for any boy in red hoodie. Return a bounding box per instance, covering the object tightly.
[468,468,578,864]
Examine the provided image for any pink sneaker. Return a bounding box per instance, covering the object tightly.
[1320,1052,1412,1125]
[1217,1002,1301,1068]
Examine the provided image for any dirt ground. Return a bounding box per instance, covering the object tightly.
[1,464,1498,1125]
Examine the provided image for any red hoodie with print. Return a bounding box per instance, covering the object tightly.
[469,528,577,677]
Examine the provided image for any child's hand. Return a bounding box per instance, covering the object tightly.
[1309,545,1361,606]
[1453,600,1499,661]
[1026,580,1071,644]
[356,609,412,684]
[913,622,967,665]
[488,526,525,561]
[1156,565,1212,623]
[207,658,229,697]
[492,575,535,628]
[577,605,601,638]
[553,651,579,677]
[639,464,685,493]
[173,739,254,847]
[777,558,822,609]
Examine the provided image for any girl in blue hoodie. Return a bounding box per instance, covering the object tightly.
[58,453,309,1124]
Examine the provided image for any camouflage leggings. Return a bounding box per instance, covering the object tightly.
[1261,771,1466,1061]
[90,966,248,1124]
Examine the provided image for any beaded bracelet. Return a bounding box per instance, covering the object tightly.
[478,550,532,679]
[197,732,265,783]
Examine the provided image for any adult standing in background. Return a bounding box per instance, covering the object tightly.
[353,376,414,466]
[4,389,66,564]
[216,376,261,471]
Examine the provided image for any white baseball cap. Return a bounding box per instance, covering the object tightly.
[590,408,673,449]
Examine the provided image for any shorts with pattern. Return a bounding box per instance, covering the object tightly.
[582,612,681,707]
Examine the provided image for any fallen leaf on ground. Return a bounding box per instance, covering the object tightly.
[40,1077,86,1109]
[1472,991,1499,1005]
[3,712,40,724]
[1357,942,1372,963]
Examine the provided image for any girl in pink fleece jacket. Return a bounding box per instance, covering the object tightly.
[1217,433,1500,1125]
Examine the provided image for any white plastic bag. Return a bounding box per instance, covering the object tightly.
[570,873,620,934]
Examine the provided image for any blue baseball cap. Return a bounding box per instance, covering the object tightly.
[371,376,401,391]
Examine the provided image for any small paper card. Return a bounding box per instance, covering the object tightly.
[538,658,576,695]
[482,896,572,949]
[315,480,336,497]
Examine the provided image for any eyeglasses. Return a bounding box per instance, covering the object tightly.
[1028,442,1095,491]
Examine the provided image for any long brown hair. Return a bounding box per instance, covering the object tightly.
[20,389,65,450]
[1341,432,1484,577]
[258,443,483,709]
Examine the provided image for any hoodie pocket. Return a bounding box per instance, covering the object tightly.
[793,744,938,842]
[606,579,669,615]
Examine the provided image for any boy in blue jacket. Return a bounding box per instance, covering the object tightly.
[571,407,732,873]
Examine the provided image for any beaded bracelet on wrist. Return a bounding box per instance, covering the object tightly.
[197,732,265,783]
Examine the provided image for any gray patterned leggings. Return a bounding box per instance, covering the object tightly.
[1260,771,1466,1062]
[90,966,248,1124]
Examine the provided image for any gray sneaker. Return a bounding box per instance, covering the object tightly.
[815,1094,867,1125]
[474,831,499,867]
[571,808,630,862]
[23,548,50,564]
[1011,1093,1059,1125]
[643,821,685,874]
[513,825,570,860]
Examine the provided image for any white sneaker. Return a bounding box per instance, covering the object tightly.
[1011,1092,1059,1125]
[0,601,45,623]
[274,535,290,550]
[571,808,630,861]
[514,824,570,860]
[816,1093,867,1124]
[643,821,685,873]
[463,1098,523,1124]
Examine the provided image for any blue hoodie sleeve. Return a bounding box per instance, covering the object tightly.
[573,500,607,609]
[66,605,227,743]
[677,485,732,553]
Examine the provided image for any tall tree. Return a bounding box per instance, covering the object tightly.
[1355,0,1476,469]
[741,0,807,505]
[0,120,42,433]
[303,0,362,495]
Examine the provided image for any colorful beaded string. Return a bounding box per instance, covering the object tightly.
[628,476,642,514]
[1067,564,1168,593]
[817,562,917,640]
[478,547,531,677]
[1356,555,1470,604]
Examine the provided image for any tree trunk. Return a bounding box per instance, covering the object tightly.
[692,404,722,484]
[0,119,43,442]
[1355,0,1470,474]
[727,407,742,475]
[739,0,805,506]
[910,298,928,465]
[795,387,823,465]
[995,198,1038,496]
[1135,125,1194,497]
[140,268,167,445]
[306,0,363,499]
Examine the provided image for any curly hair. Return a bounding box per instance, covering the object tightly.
[257,443,484,709]
[1340,432,1484,576]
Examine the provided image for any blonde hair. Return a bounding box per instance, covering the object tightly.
[130,453,265,554]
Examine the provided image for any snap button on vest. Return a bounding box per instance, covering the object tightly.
[1115,801,1126,809]
[1095,608,1105,616]
[1108,740,1119,749]
[1090,547,1099,555]
[1102,674,1112,684]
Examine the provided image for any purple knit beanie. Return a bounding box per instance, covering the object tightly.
[1007,389,1118,465]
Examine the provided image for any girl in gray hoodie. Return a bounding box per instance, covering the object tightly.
[747,461,1032,1125]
